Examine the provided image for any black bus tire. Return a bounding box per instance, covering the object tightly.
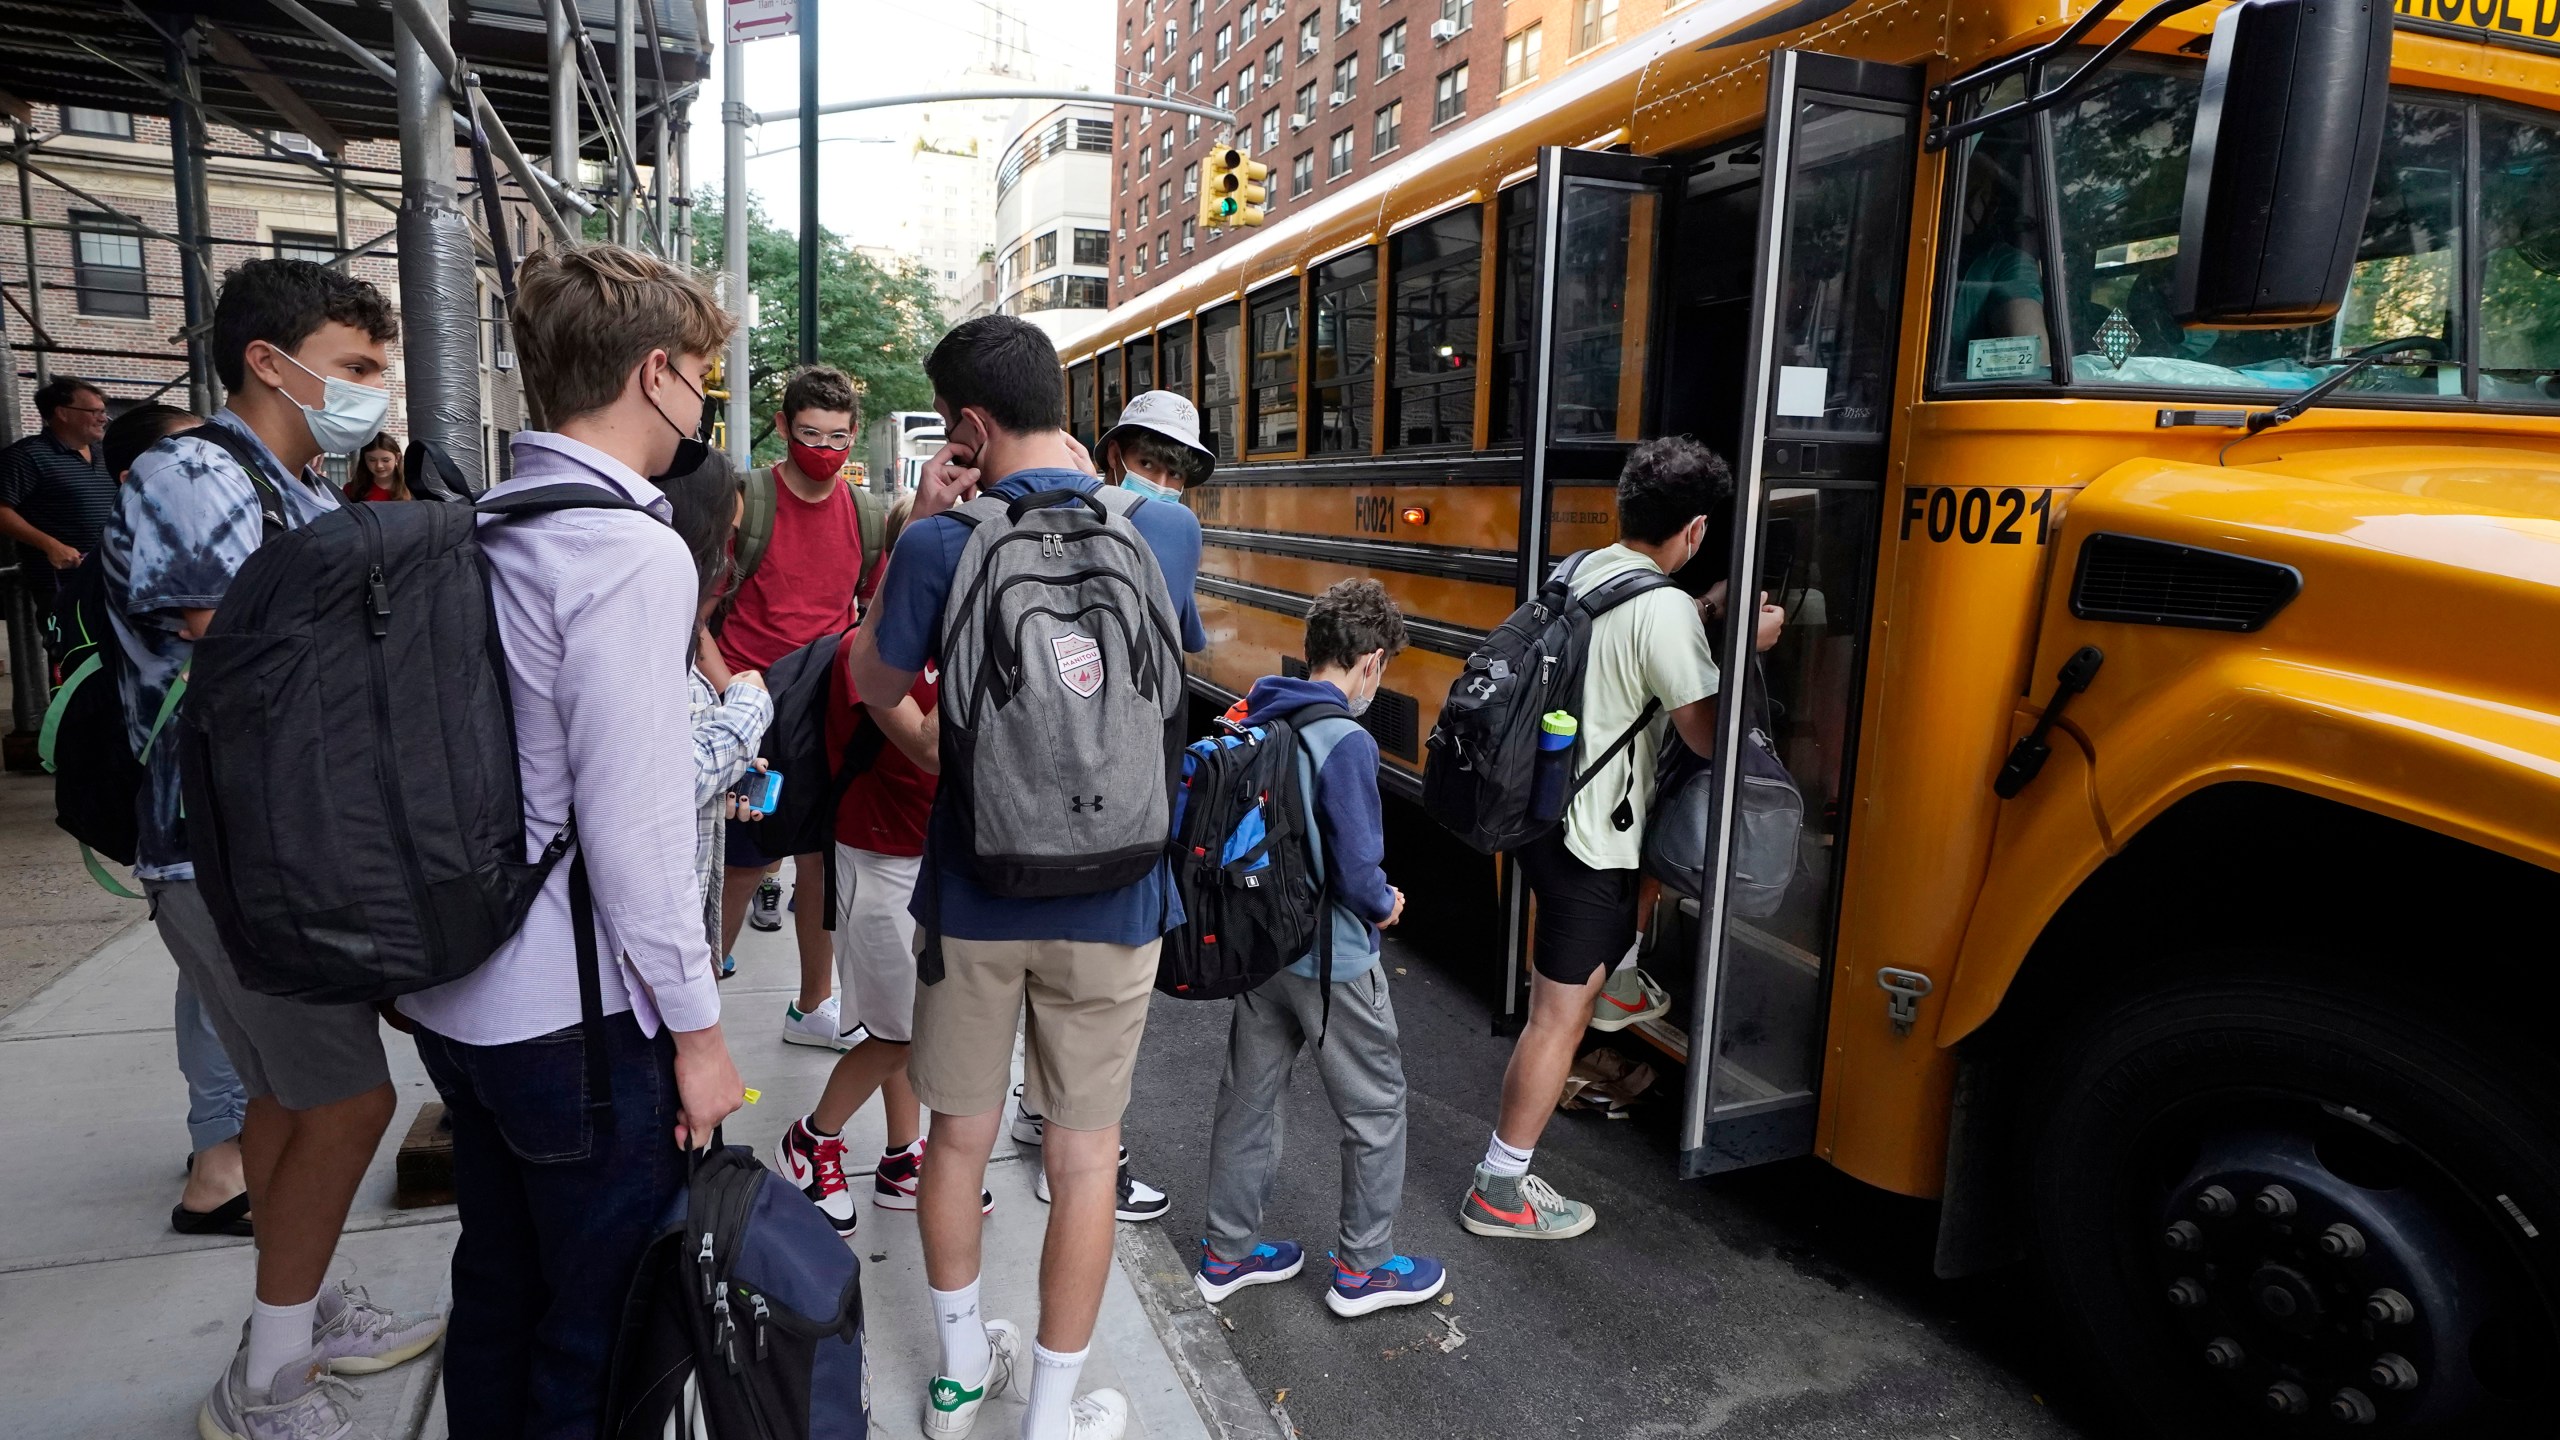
[2025,972,2560,1438]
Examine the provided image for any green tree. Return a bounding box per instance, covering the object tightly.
[691,196,947,461]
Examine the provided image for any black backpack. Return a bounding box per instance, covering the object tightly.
[1420,550,1678,854]
[736,628,888,929]
[177,484,645,1003]
[1159,703,1348,1006]
[605,1142,869,1440]
[39,423,283,895]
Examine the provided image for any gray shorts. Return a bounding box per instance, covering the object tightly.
[147,878,391,1111]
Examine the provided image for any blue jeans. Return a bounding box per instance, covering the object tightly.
[174,967,247,1153]
[414,1010,683,1440]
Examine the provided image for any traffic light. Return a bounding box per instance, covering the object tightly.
[1199,144,1270,229]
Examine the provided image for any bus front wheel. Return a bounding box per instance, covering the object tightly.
[2028,974,2560,1436]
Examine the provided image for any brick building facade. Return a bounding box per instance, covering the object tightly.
[2,102,527,479]
[1110,0,1502,304]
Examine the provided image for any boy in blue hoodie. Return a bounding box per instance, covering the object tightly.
[1193,579,1450,1318]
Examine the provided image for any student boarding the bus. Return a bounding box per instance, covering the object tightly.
[1098,389,1215,503]
[1459,437,1783,1242]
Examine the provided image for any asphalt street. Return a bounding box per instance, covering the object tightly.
[1118,924,2103,1440]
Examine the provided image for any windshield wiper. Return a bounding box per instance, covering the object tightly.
[2239,335,2451,434]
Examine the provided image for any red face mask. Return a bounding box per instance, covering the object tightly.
[788,439,849,485]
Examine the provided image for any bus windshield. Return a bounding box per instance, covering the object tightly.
[1940,60,2560,405]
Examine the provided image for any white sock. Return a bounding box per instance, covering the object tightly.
[245,1295,320,1394]
[1019,1342,1090,1440]
[930,1279,992,1383]
[1482,1133,1533,1178]
[1614,934,1644,971]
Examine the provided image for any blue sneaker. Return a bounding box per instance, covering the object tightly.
[1195,1240,1304,1302]
[1325,1253,1448,1317]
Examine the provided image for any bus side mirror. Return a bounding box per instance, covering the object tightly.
[2172,0,2395,328]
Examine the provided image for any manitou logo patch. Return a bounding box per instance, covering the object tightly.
[1052,630,1104,698]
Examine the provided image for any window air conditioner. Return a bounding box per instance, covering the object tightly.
[1117,228,1127,239]
[1328,88,1349,106]
[1262,1,1281,20]
[1301,36,1319,55]
[1429,18,1458,40]
[1342,2,1360,22]
[1290,111,1311,130]
[1382,52,1404,73]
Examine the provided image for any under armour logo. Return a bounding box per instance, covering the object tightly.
[1466,676,1498,700]
[1071,795,1106,813]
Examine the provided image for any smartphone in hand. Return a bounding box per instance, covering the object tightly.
[731,769,784,819]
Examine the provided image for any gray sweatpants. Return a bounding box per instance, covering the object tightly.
[1203,964,1407,1274]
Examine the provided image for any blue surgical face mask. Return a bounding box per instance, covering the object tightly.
[1120,471,1174,501]
[274,348,390,455]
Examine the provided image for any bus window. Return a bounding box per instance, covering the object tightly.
[1100,347,1127,431]
[1551,177,1658,440]
[1130,335,1157,394]
[1199,301,1242,462]
[1247,278,1301,453]
[1159,317,1195,401]
[1938,76,2054,386]
[1387,204,1482,448]
[2480,108,2560,404]
[1769,101,1912,438]
[2045,64,2462,394]
[1311,247,1378,453]
[1489,182,1537,442]
[1067,360,1096,451]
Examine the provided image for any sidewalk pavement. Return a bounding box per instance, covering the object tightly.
[0,901,1268,1440]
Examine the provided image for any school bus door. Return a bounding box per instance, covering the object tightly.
[1677,53,1922,1178]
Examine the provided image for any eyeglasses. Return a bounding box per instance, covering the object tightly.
[791,426,855,448]
[64,405,107,417]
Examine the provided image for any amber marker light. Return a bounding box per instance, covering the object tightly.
[1400,505,1430,527]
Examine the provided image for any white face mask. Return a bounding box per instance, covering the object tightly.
[1345,653,1381,718]
[273,348,389,455]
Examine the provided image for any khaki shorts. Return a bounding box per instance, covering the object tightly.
[910,935,1159,1132]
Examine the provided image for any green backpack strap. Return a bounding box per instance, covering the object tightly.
[35,652,99,773]
[140,669,187,764]
[849,481,886,582]
[736,462,778,586]
[83,845,143,901]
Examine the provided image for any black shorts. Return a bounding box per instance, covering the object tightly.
[1518,828,1642,986]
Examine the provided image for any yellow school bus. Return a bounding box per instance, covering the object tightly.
[1065,0,2560,1428]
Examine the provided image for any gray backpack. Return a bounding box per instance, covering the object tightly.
[936,484,1185,898]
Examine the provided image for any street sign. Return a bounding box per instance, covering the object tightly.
[727,0,796,44]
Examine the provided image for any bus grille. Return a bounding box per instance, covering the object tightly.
[2070,533,2301,633]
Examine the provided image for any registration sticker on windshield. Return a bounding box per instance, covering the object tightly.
[1967,335,2046,381]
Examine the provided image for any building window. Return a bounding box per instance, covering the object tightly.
[1135,247,1148,275]
[1247,280,1300,453]
[1388,204,1482,448]
[1143,43,1156,73]
[1328,128,1354,179]
[1187,50,1202,88]
[1296,81,1318,122]
[1187,113,1201,142]
[1077,118,1114,150]
[1157,235,1169,266]
[1198,301,1243,461]
[1332,54,1358,103]
[1241,4,1256,41]
[1433,63,1469,126]
[1160,317,1194,399]
[1159,178,1174,212]
[1373,99,1402,155]
[71,211,147,317]
[1440,0,1474,32]
[1338,0,1361,30]
[1216,83,1233,118]
[1183,218,1198,251]
[1139,148,1151,178]
[1380,21,1407,71]
[1164,20,1177,49]
[1190,0,1204,28]
[1074,228,1109,265]
[1310,247,1376,454]
[1264,41,1285,85]
[1035,231,1059,269]
[1574,0,1617,52]
[272,229,336,265]
[1298,14,1321,57]
[1161,129,1175,161]
[1262,109,1282,150]
[1502,23,1542,89]
[62,107,134,139]
[1217,23,1231,59]
[1183,160,1201,197]
[1068,275,1109,308]
[1139,194,1152,226]
[1291,149,1315,196]
[1238,67,1255,103]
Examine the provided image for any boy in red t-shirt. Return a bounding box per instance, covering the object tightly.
[718,365,882,1049]
[771,496,977,1232]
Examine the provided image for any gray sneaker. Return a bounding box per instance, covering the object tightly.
[199,1341,370,1440]
[311,1282,444,1374]
[1458,1164,1597,1240]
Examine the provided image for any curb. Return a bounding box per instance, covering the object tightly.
[1115,1224,1296,1440]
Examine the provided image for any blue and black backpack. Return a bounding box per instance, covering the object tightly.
[1159,701,1349,1008]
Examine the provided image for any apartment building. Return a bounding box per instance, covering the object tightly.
[994,101,1117,340]
[1110,0,1501,303]
[1491,0,1699,100]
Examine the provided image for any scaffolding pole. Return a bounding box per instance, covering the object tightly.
[616,0,637,247]
[13,121,47,388]
[0,275,35,770]
[393,0,483,493]
[546,0,578,188]
[164,26,219,413]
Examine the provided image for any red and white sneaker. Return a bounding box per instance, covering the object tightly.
[874,1140,994,1214]
[773,1116,856,1235]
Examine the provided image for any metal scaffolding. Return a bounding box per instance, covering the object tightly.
[0,0,705,761]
